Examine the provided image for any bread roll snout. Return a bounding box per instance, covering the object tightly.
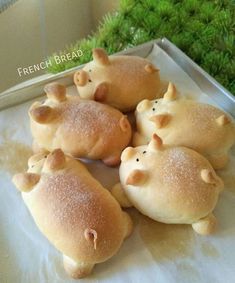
[74,70,88,87]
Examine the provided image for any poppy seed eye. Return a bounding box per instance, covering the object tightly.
[89,79,92,82]
[136,158,139,162]
[152,108,155,111]
[143,151,146,154]
[155,101,158,103]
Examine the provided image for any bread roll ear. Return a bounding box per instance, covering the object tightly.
[126,169,147,186]
[149,114,170,128]
[94,82,108,102]
[29,106,56,124]
[144,63,159,73]
[148,133,163,151]
[92,48,110,66]
[119,116,130,132]
[136,99,152,113]
[44,82,66,102]
[163,82,177,101]
[45,149,66,171]
[200,169,217,184]
[216,114,230,126]
[121,147,136,162]
[12,173,40,192]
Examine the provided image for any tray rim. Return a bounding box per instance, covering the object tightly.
[0,38,234,116]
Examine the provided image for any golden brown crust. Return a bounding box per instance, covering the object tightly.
[119,136,223,230]
[135,83,235,169]
[29,94,132,164]
[74,48,162,112]
[14,152,132,270]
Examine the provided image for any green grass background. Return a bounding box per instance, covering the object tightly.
[47,0,235,95]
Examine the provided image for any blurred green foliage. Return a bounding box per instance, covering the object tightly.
[47,0,235,94]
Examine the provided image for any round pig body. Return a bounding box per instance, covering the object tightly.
[113,134,223,235]
[74,48,162,112]
[29,82,132,166]
[12,149,132,278]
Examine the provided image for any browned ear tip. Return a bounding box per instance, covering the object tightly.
[92,48,110,66]
[29,106,55,124]
[148,133,163,151]
[216,114,230,126]
[44,82,66,102]
[149,114,170,129]
[145,63,159,73]
[119,116,130,132]
[126,169,147,186]
[163,82,177,101]
[84,228,98,250]
[201,169,216,184]
[12,173,40,192]
[46,148,66,171]
[121,147,136,162]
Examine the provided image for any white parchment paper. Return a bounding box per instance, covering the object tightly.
[0,44,235,283]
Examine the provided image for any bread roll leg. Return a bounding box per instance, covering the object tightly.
[63,255,94,279]
[111,183,132,208]
[122,211,133,239]
[102,153,121,167]
[192,213,217,235]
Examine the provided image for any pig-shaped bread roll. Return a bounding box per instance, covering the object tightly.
[29,82,132,166]
[12,149,133,279]
[133,83,235,169]
[112,134,224,235]
[74,48,161,112]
